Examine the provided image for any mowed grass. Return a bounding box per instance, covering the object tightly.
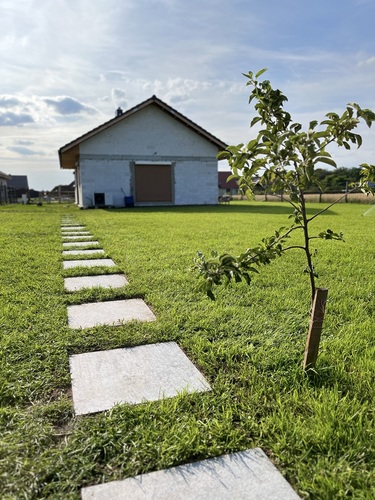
[0,201,374,499]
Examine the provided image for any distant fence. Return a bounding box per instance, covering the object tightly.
[251,192,375,204]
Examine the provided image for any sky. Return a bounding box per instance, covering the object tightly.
[1,0,375,190]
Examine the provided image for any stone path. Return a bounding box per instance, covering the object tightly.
[70,342,211,415]
[62,231,91,236]
[63,258,116,269]
[62,249,105,256]
[67,298,156,328]
[81,448,300,500]
[63,241,100,247]
[60,217,299,498]
[62,235,95,240]
[64,274,127,291]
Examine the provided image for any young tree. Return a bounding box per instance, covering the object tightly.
[193,69,375,368]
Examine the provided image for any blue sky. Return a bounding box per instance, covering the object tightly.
[1,0,375,190]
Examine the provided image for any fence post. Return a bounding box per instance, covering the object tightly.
[303,288,328,371]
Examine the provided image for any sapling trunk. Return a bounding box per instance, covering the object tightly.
[300,191,316,306]
[303,288,328,370]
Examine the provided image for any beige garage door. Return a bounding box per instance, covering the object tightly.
[135,164,172,202]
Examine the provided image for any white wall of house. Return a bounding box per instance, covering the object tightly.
[76,105,219,207]
[0,173,9,204]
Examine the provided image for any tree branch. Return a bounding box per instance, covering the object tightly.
[282,245,306,251]
[307,186,358,222]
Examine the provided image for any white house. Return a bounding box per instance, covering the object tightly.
[0,171,11,204]
[59,96,227,208]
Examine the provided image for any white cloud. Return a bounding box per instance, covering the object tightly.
[1,0,375,189]
[110,89,127,108]
[14,139,34,145]
[0,94,98,127]
[8,146,45,156]
[44,96,97,115]
[0,112,34,126]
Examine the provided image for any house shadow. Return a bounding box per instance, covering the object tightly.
[104,204,336,217]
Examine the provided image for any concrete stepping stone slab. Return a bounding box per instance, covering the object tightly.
[61,231,91,235]
[69,341,210,415]
[61,226,86,230]
[64,274,128,291]
[63,241,99,247]
[62,249,105,256]
[63,258,116,269]
[62,235,94,240]
[80,448,300,499]
[67,298,155,329]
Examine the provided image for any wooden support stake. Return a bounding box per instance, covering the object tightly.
[303,288,328,371]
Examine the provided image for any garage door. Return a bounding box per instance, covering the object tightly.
[135,164,172,202]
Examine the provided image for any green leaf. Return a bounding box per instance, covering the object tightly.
[259,129,276,142]
[315,156,337,168]
[217,150,231,160]
[348,102,361,111]
[255,68,268,78]
[250,116,262,127]
[312,131,329,139]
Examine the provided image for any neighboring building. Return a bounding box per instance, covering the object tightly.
[59,95,227,207]
[7,175,29,202]
[49,181,75,201]
[0,171,11,204]
[218,171,239,196]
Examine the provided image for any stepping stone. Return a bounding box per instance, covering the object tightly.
[63,258,116,269]
[61,226,86,231]
[62,249,105,256]
[80,448,300,499]
[63,241,99,247]
[62,235,94,240]
[61,231,91,236]
[67,298,155,329]
[69,342,210,415]
[64,274,128,291]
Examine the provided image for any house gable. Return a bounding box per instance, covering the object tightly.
[59,96,227,169]
[79,104,220,158]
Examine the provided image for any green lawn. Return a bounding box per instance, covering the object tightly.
[1,201,374,498]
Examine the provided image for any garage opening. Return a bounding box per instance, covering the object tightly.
[134,164,173,203]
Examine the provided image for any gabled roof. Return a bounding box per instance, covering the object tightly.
[8,175,29,190]
[0,171,11,180]
[59,95,228,169]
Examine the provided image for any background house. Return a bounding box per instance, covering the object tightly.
[7,175,29,203]
[218,171,239,196]
[0,171,11,204]
[59,96,227,208]
[48,181,75,202]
